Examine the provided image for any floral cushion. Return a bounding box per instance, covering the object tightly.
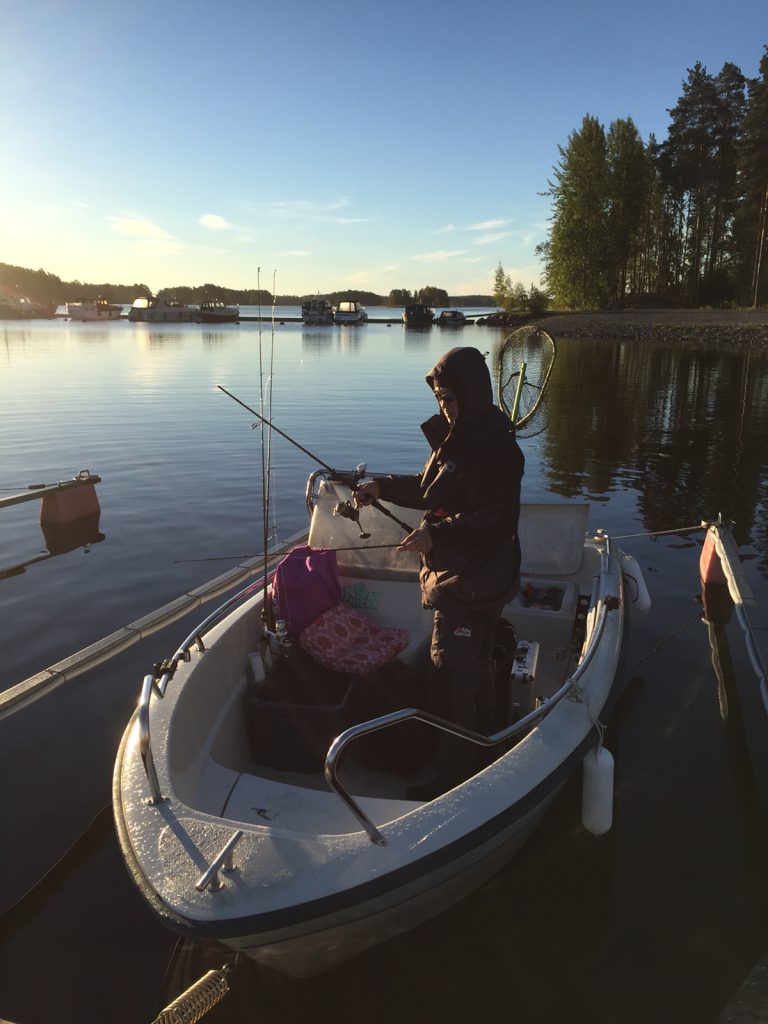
[299,602,409,674]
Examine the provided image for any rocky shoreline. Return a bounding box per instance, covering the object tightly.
[479,308,768,346]
[540,310,768,346]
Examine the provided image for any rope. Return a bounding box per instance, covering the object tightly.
[626,610,703,674]
[0,803,112,930]
[609,523,707,541]
[567,680,606,748]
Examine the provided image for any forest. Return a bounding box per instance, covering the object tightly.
[537,46,768,309]
[0,265,491,310]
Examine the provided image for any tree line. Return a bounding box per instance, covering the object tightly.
[537,45,768,309]
[0,264,493,308]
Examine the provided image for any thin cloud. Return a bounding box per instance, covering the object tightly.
[199,213,233,231]
[109,217,175,240]
[469,219,511,231]
[262,197,351,218]
[435,223,455,233]
[410,250,466,262]
[474,232,510,245]
[348,263,401,282]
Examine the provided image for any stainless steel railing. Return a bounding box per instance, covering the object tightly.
[325,545,619,845]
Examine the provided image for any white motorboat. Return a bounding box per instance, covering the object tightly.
[128,295,199,323]
[66,298,124,321]
[334,300,368,324]
[301,297,335,325]
[113,472,649,978]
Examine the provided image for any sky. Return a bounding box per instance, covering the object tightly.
[1,0,766,298]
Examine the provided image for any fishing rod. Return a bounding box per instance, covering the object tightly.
[217,385,415,535]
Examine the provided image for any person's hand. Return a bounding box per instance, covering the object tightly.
[397,526,433,554]
[355,480,380,506]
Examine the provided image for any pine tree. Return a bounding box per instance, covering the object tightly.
[540,115,610,309]
[606,117,648,304]
[734,46,768,305]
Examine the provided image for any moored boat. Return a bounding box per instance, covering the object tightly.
[66,298,124,321]
[402,302,435,326]
[301,297,335,325]
[0,295,56,319]
[334,300,368,325]
[437,309,467,327]
[113,471,649,978]
[128,295,199,323]
[197,299,240,324]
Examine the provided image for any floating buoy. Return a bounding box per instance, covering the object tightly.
[619,552,652,612]
[582,745,614,836]
[700,528,727,586]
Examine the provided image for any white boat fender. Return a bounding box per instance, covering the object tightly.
[582,745,614,836]
[619,552,651,612]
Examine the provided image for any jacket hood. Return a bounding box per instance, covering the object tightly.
[425,347,494,423]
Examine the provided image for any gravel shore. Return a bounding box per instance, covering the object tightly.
[527,308,768,346]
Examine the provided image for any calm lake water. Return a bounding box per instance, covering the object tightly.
[1,310,768,1023]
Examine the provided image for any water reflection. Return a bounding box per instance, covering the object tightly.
[543,340,768,574]
[0,513,105,581]
[132,325,183,348]
[74,328,111,345]
[302,329,334,353]
[200,331,229,347]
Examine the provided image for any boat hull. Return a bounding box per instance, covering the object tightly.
[113,497,637,978]
[67,302,123,321]
[197,313,239,324]
[114,707,572,976]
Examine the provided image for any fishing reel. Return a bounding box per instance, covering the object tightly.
[332,463,371,539]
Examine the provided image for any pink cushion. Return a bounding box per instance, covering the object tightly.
[300,602,409,674]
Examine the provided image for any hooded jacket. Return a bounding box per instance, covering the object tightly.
[376,347,524,609]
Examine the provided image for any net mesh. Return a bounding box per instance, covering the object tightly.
[495,326,557,437]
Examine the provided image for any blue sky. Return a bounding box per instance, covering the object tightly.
[2,0,765,297]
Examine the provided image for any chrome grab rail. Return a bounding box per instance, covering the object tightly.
[195,830,244,892]
[325,541,619,845]
[138,674,163,804]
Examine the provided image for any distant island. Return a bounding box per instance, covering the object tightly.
[0,262,495,309]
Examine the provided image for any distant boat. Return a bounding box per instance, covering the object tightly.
[436,309,467,327]
[66,298,124,321]
[301,297,335,325]
[128,295,199,323]
[402,303,435,326]
[0,295,56,320]
[334,300,368,325]
[197,299,240,325]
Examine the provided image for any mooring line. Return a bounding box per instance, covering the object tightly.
[610,522,707,541]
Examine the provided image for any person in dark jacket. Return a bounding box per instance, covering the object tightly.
[357,346,524,797]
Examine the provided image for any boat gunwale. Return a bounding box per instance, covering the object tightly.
[115,534,626,945]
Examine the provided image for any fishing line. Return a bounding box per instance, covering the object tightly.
[173,543,403,564]
[217,385,415,534]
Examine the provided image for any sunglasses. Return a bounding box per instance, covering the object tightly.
[434,388,457,403]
